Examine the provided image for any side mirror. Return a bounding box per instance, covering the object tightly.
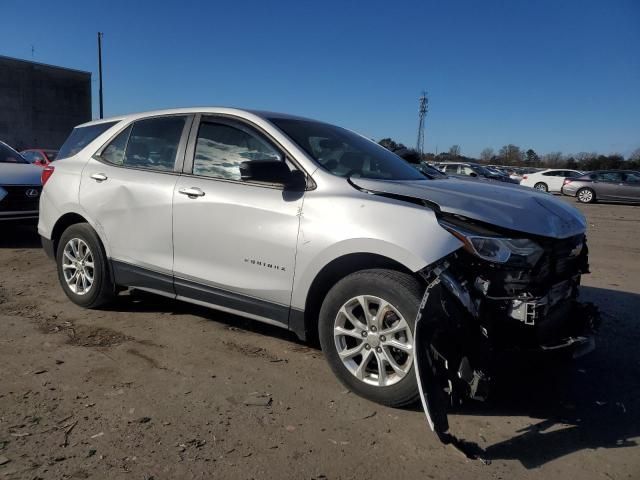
[239,160,306,190]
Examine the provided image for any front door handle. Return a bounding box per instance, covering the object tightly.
[178,187,205,198]
[90,173,108,182]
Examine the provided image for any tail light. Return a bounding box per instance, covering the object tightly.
[522,175,528,180]
[41,165,55,186]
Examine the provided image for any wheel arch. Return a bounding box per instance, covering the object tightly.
[296,252,418,344]
[51,212,111,260]
[51,212,91,255]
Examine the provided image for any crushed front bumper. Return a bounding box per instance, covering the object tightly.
[413,253,600,445]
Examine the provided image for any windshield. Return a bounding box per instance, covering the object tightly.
[0,142,28,164]
[57,121,117,160]
[270,118,425,181]
[415,163,447,179]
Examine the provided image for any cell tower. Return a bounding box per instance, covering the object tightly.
[416,91,428,157]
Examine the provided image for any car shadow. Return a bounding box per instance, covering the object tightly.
[66,277,640,468]
[0,222,41,248]
[450,285,640,468]
[107,289,305,345]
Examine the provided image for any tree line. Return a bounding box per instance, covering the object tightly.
[379,138,640,171]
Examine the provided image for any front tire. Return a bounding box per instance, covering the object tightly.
[534,182,548,192]
[56,223,115,308]
[577,187,596,203]
[318,269,422,407]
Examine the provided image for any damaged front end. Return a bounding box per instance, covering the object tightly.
[414,213,601,442]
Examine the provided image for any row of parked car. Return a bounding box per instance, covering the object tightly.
[0,141,55,222]
[429,161,640,203]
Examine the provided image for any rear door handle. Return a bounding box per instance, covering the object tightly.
[178,187,205,198]
[90,173,108,182]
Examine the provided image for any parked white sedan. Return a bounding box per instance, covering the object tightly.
[520,169,584,193]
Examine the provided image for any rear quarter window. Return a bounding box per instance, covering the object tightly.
[57,122,118,160]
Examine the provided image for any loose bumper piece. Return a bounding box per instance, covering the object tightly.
[414,262,600,446]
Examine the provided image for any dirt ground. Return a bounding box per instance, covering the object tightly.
[1,198,639,480]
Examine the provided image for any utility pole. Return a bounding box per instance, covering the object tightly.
[97,32,104,119]
[416,91,428,158]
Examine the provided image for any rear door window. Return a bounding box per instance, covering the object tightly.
[98,117,188,171]
[100,126,132,165]
[123,116,187,171]
[596,172,622,182]
[57,122,118,160]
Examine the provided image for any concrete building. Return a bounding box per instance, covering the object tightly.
[0,55,91,150]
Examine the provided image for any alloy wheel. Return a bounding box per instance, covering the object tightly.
[578,189,594,203]
[333,295,413,387]
[61,238,95,295]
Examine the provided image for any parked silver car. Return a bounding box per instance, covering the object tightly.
[38,108,598,438]
[561,170,640,203]
[0,141,43,222]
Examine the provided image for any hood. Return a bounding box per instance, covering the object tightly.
[0,163,42,186]
[351,177,586,239]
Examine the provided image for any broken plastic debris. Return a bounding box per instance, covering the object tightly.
[243,393,272,407]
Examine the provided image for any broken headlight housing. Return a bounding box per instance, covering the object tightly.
[439,219,544,267]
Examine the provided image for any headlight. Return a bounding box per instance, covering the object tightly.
[440,220,544,266]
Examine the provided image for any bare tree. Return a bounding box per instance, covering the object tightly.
[480,148,494,163]
[498,144,523,165]
[630,147,640,162]
[449,145,461,158]
[542,152,564,168]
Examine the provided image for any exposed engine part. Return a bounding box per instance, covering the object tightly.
[414,248,601,448]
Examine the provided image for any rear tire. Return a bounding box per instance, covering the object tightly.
[56,223,115,308]
[534,182,548,192]
[318,269,422,407]
[576,188,596,204]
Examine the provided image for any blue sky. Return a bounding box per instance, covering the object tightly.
[2,0,639,157]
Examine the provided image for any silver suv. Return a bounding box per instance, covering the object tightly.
[39,108,598,428]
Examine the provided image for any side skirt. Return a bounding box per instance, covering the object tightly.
[111,260,294,331]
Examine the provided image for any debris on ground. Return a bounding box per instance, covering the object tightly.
[0,455,10,465]
[243,393,272,407]
[63,420,78,447]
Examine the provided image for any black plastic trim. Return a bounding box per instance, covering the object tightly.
[111,260,175,294]
[174,276,289,327]
[288,308,307,341]
[110,260,291,329]
[41,236,55,259]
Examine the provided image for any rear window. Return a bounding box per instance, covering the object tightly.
[57,122,118,160]
[0,142,28,164]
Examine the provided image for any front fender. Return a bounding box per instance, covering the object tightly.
[290,192,462,310]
